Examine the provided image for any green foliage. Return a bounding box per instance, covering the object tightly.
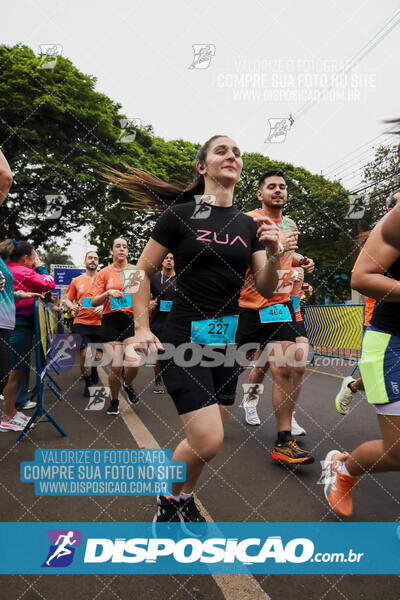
[1,43,357,300]
[0,44,143,245]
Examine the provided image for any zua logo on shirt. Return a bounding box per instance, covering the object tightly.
[110,294,132,311]
[42,529,82,568]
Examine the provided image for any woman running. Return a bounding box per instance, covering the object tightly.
[105,135,281,528]
[90,237,141,415]
[324,212,400,516]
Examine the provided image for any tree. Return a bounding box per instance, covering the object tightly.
[39,241,74,271]
[0,44,148,245]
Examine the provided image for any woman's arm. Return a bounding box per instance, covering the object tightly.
[351,216,400,301]
[250,215,280,297]
[133,238,169,353]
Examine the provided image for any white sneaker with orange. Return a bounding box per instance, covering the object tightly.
[323,450,359,517]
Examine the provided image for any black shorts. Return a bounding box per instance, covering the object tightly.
[72,323,102,349]
[158,344,240,415]
[101,312,135,343]
[236,304,297,348]
[294,319,308,339]
[0,328,11,395]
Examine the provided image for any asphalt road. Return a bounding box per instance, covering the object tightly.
[0,354,399,600]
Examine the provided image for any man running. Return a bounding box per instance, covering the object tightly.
[65,251,103,397]
[149,252,176,393]
[237,169,315,465]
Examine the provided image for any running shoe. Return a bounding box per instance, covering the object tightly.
[323,450,359,517]
[291,412,306,436]
[83,384,90,398]
[21,400,36,410]
[271,439,314,464]
[0,415,26,431]
[152,495,182,538]
[244,405,261,425]
[106,400,120,415]
[179,495,207,537]
[15,412,35,428]
[153,377,164,394]
[91,368,99,385]
[335,377,356,415]
[122,382,139,405]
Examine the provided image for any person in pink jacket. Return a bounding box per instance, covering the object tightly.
[0,239,55,431]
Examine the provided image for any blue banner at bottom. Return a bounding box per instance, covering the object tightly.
[0,522,399,574]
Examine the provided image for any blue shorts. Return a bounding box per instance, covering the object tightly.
[359,326,400,411]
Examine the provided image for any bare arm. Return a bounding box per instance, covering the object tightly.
[133,238,168,353]
[381,202,400,250]
[0,151,12,206]
[250,215,280,297]
[351,215,400,301]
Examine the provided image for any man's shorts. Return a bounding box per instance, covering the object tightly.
[236,304,297,349]
[101,312,135,343]
[72,323,102,350]
[294,319,308,339]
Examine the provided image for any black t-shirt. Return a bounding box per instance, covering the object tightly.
[370,256,400,337]
[150,271,177,335]
[151,200,264,341]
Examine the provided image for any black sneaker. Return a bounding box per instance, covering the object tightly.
[179,495,207,537]
[91,368,99,385]
[83,384,90,398]
[122,382,139,405]
[106,400,119,415]
[152,495,182,538]
[153,377,164,394]
[271,439,314,465]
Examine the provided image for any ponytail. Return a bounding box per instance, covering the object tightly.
[103,135,226,212]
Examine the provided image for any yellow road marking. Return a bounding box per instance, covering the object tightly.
[306,367,345,379]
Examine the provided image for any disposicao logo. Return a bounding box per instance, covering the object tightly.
[42,529,82,567]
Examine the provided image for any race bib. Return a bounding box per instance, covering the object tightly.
[110,294,132,311]
[290,296,301,312]
[160,300,173,312]
[82,297,94,309]
[191,315,238,345]
[259,304,292,323]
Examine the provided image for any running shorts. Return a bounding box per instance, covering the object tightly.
[294,319,308,339]
[236,304,297,348]
[158,344,240,415]
[359,326,400,414]
[101,312,135,343]
[72,323,102,349]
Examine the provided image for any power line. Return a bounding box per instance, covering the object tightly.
[294,8,400,121]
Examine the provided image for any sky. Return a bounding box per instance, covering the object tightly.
[3,0,400,263]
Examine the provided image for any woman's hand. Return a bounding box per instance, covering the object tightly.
[253,215,281,255]
[132,327,164,355]
[14,290,45,300]
[149,299,158,311]
[31,250,43,269]
[0,273,5,293]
